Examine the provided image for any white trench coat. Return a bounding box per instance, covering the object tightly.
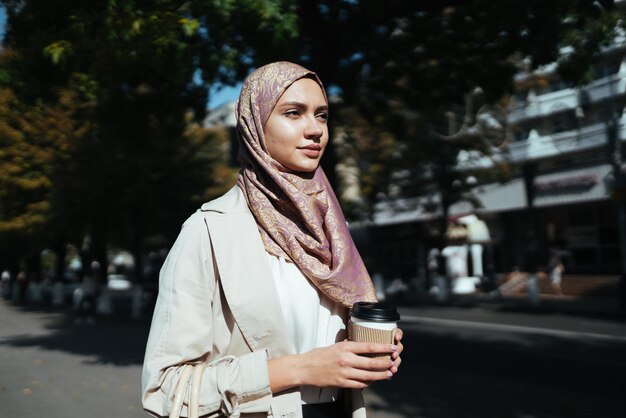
[142,186,366,418]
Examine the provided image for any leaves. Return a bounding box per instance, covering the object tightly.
[291,0,623,220]
[179,17,199,37]
[43,40,73,65]
[0,0,299,273]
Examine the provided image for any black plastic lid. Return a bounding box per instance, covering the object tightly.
[349,302,400,322]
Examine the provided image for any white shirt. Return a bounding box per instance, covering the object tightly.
[265,252,347,404]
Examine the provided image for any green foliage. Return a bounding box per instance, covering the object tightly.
[1,0,619,270]
[290,0,623,220]
[333,105,400,219]
[557,4,624,84]
[43,40,73,65]
[0,0,298,273]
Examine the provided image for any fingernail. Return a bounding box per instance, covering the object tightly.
[387,370,393,378]
[391,345,398,352]
[391,360,396,367]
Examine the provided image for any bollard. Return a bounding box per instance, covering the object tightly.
[527,273,541,306]
[131,284,143,320]
[51,282,65,307]
[97,287,113,316]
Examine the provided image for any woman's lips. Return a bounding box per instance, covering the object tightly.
[298,145,322,158]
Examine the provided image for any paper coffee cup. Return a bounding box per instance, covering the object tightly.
[348,302,400,360]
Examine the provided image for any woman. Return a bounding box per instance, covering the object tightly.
[142,61,404,418]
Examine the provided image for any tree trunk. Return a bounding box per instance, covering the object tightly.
[53,241,66,282]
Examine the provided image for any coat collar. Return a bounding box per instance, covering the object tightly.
[201,186,292,359]
[200,185,249,214]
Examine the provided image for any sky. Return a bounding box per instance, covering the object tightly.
[208,83,241,109]
[0,7,6,42]
[0,6,238,109]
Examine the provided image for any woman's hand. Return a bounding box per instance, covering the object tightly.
[268,341,396,393]
[390,328,404,375]
[299,341,395,389]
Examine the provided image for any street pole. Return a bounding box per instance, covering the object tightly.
[522,163,541,305]
[606,115,626,314]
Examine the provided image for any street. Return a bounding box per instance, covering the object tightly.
[1,299,625,418]
[0,300,148,417]
[366,304,626,418]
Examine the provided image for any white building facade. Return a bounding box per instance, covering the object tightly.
[360,46,626,281]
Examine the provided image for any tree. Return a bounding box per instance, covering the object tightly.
[288,0,623,226]
[0,85,50,274]
[0,47,98,277]
[0,0,299,280]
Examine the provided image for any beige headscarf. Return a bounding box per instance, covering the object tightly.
[235,61,376,308]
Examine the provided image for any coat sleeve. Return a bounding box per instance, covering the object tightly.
[141,211,273,417]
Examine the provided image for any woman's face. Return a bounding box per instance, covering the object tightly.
[264,78,329,173]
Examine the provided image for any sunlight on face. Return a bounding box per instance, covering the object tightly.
[264,78,329,173]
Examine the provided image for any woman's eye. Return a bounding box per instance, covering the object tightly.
[316,113,328,122]
[284,110,300,117]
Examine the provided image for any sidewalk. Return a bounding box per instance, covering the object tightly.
[457,292,621,317]
[391,283,624,320]
[0,299,148,418]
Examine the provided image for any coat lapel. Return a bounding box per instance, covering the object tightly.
[201,187,292,359]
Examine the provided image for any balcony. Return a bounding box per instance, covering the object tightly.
[457,114,626,169]
[509,65,626,125]
[508,116,626,163]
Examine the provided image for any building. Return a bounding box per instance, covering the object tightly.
[360,44,626,282]
[203,100,239,167]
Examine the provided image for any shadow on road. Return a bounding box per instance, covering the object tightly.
[367,323,626,418]
[391,292,624,323]
[0,303,150,365]
[3,301,626,418]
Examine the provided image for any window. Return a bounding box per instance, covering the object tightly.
[550,111,577,134]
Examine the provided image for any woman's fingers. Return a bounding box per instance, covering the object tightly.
[391,356,401,374]
[340,340,402,372]
[392,342,403,360]
[336,356,393,386]
[348,353,394,372]
[342,378,385,389]
[300,343,397,388]
[392,329,404,360]
[344,341,395,356]
[346,368,393,384]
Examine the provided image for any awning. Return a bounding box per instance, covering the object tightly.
[475,163,612,213]
[370,164,613,226]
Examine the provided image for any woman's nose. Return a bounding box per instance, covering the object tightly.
[304,115,323,139]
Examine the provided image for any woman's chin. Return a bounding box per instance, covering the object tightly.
[283,160,320,175]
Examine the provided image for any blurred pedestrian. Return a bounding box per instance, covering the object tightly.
[548,248,565,296]
[142,62,403,418]
[14,270,28,304]
[427,248,439,281]
[458,214,491,278]
[489,266,526,298]
[1,270,11,300]
[73,262,100,324]
[427,248,449,302]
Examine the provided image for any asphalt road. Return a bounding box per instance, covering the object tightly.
[366,305,626,418]
[1,300,625,418]
[0,300,148,418]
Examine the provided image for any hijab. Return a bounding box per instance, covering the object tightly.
[235,61,377,308]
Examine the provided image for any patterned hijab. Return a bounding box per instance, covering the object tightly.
[235,61,376,308]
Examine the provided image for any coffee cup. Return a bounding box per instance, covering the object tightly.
[348,301,400,360]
